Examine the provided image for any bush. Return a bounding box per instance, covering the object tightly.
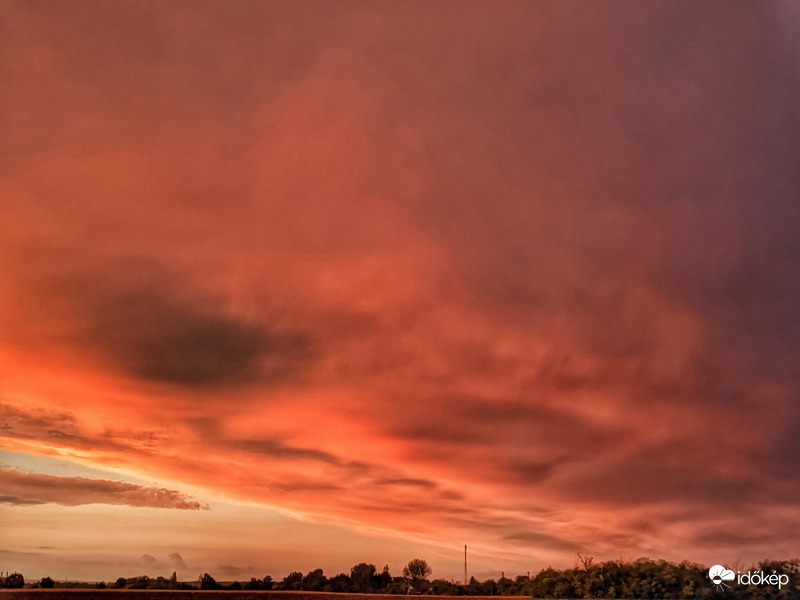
[2,573,25,588]
[129,575,150,589]
[199,573,218,590]
[246,577,261,590]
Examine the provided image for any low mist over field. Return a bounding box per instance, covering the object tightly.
[2,0,800,584]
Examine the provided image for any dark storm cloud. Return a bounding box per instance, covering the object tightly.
[25,255,313,388]
[0,468,209,510]
[374,0,800,412]
[385,394,627,457]
[554,445,789,509]
[93,290,303,387]
[352,0,800,544]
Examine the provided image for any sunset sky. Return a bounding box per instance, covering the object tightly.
[2,0,800,584]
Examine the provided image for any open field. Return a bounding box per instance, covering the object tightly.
[0,593,519,600]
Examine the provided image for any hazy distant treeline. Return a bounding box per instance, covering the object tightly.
[20,557,800,598]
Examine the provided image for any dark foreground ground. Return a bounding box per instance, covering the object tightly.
[0,593,513,600]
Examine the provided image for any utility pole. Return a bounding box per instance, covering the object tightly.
[464,545,468,586]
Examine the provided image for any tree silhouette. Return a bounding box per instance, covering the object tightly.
[326,573,353,593]
[303,568,327,591]
[377,565,392,590]
[246,577,261,590]
[351,563,377,592]
[199,573,218,590]
[2,573,24,589]
[403,558,432,581]
[281,571,303,590]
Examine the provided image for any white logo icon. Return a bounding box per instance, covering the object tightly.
[709,565,735,591]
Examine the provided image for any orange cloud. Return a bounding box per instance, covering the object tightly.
[0,467,208,510]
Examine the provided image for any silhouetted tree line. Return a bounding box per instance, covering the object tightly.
[12,557,800,597]
[0,572,25,588]
[112,571,193,590]
[525,557,800,599]
[99,560,440,593]
[266,560,439,594]
[190,557,800,598]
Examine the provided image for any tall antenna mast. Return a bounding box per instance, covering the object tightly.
[464,545,467,585]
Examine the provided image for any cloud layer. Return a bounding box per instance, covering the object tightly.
[1,0,800,579]
[0,468,208,510]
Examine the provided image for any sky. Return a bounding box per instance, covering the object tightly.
[1,0,800,584]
